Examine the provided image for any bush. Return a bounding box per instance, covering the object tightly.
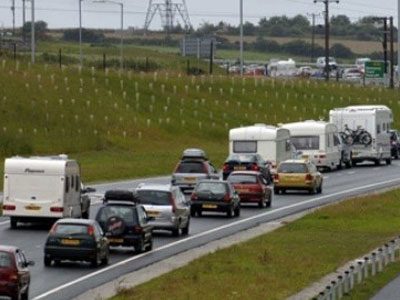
[0,134,33,156]
[330,43,354,59]
[63,29,105,43]
[93,58,160,72]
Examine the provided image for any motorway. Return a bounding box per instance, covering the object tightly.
[1,163,400,300]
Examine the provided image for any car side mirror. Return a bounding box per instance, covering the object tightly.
[26,260,35,267]
[82,187,96,194]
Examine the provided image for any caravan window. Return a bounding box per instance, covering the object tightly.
[71,176,75,189]
[233,141,257,153]
[65,177,69,193]
[290,136,319,150]
[75,176,80,192]
[383,123,386,131]
[377,124,381,134]
[333,134,340,146]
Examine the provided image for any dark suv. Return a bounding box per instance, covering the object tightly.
[95,190,153,254]
[222,153,271,183]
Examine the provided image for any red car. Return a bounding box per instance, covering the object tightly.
[0,246,34,300]
[227,171,272,208]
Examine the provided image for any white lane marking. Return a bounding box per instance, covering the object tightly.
[323,176,329,179]
[32,176,400,300]
[347,171,356,175]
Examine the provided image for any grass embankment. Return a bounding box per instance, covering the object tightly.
[0,58,399,189]
[111,189,400,300]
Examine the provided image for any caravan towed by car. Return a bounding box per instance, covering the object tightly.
[329,105,392,166]
[2,155,94,228]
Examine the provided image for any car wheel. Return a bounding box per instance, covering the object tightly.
[234,205,240,217]
[44,256,52,267]
[172,227,180,237]
[386,158,392,165]
[345,159,352,169]
[182,218,190,235]
[375,159,381,166]
[266,193,272,208]
[90,252,100,267]
[135,238,146,254]
[54,259,61,266]
[82,209,90,220]
[10,217,17,229]
[101,249,109,265]
[317,184,323,194]
[395,150,399,159]
[197,210,202,217]
[227,205,234,218]
[337,160,343,170]
[309,186,317,195]
[190,207,196,217]
[146,238,153,252]
[273,188,280,195]
[21,288,29,300]
[258,197,265,208]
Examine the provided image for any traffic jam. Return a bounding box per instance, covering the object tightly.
[0,104,398,300]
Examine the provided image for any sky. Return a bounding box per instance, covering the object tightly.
[0,0,397,30]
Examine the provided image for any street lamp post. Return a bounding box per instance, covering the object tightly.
[94,0,124,69]
[31,0,35,63]
[314,0,339,81]
[239,0,243,76]
[79,0,83,66]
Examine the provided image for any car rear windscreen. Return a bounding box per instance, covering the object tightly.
[54,224,89,235]
[137,191,170,205]
[176,161,206,173]
[228,175,257,184]
[278,163,308,173]
[97,206,138,224]
[0,251,12,268]
[196,182,227,194]
[233,141,257,153]
[227,154,255,163]
[290,136,319,150]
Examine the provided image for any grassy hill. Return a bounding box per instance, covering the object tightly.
[0,58,399,186]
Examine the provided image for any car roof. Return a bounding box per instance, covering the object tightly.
[280,159,308,164]
[55,218,96,225]
[230,171,261,176]
[136,184,172,192]
[197,179,228,184]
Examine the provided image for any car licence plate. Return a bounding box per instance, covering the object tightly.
[236,189,249,193]
[184,177,196,183]
[146,211,159,218]
[203,204,217,209]
[61,239,80,246]
[25,204,41,211]
[302,155,309,159]
[234,166,246,170]
[109,238,124,244]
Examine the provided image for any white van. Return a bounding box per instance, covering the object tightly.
[2,155,92,228]
[229,124,292,172]
[281,120,341,171]
[329,105,392,166]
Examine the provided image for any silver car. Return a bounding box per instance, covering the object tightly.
[135,184,191,236]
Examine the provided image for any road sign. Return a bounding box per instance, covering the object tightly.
[364,61,385,79]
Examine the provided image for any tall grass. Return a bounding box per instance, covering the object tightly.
[0,57,399,185]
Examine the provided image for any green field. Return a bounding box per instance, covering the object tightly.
[111,189,400,300]
[0,55,399,189]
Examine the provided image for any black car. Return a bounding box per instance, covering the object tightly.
[44,218,109,267]
[95,190,153,254]
[190,180,240,218]
[222,154,271,183]
[389,130,400,159]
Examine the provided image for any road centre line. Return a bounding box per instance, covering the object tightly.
[32,177,400,300]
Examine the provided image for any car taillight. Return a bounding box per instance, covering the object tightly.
[202,163,208,173]
[170,194,177,213]
[274,174,279,181]
[191,193,198,201]
[319,154,326,159]
[133,225,143,233]
[9,272,18,282]
[49,224,58,234]
[87,225,95,236]
[2,204,16,211]
[50,207,64,213]
[251,163,259,171]
[223,194,231,203]
[222,163,229,172]
[305,174,313,181]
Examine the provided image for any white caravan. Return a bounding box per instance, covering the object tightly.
[329,105,392,166]
[267,59,297,77]
[281,120,341,170]
[229,124,292,172]
[2,155,92,228]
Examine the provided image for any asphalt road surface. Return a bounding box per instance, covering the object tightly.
[2,163,400,300]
